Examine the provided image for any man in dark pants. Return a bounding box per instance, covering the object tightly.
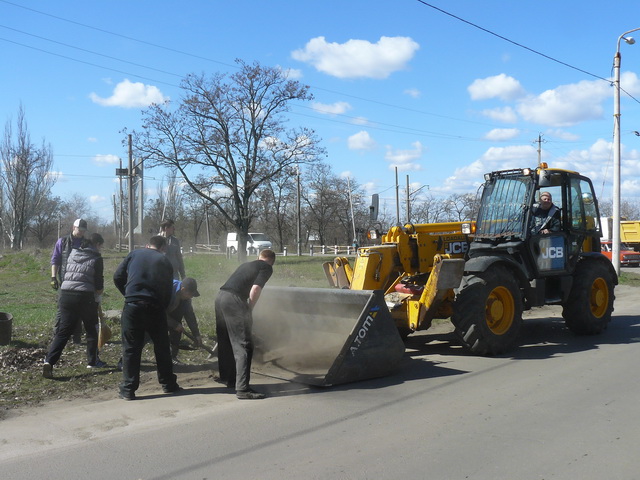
[113,235,182,400]
[167,277,202,364]
[50,218,87,343]
[215,248,276,400]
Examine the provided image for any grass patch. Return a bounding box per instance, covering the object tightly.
[619,269,640,287]
[0,249,332,416]
[1,249,637,417]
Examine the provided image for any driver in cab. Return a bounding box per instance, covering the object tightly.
[531,191,561,234]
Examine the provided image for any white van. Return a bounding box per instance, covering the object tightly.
[226,232,272,255]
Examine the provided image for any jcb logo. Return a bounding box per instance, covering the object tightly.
[445,241,468,255]
[541,247,563,259]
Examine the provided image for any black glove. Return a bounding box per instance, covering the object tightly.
[51,277,59,290]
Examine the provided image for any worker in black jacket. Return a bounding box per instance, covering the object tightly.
[113,235,181,400]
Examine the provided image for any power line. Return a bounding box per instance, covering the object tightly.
[0,0,546,139]
[415,1,608,82]
[0,24,183,79]
[415,0,640,106]
[0,0,237,70]
[0,36,180,88]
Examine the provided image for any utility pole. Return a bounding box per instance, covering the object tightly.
[128,134,134,252]
[296,165,301,256]
[534,133,545,166]
[406,175,410,223]
[118,158,123,252]
[347,176,357,243]
[395,167,400,226]
[205,204,211,245]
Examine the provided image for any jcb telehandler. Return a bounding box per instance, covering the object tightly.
[251,164,617,386]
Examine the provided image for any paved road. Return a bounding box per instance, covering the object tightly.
[1,285,639,480]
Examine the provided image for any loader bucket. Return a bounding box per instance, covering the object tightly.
[252,286,406,386]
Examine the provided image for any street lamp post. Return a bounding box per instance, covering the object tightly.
[613,28,640,276]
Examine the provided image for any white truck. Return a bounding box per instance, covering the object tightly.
[226,232,272,255]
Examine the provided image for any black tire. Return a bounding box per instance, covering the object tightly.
[398,327,412,341]
[451,265,523,355]
[562,260,615,335]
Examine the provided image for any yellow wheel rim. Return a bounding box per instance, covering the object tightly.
[485,286,515,335]
[590,277,609,318]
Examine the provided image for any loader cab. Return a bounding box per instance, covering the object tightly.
[470,166,602,279]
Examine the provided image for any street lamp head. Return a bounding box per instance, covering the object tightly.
[623,35,636,45]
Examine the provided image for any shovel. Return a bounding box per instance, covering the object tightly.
[182,330,217,359]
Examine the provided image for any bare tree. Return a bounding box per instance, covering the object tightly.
[302,163,350,245]
[158,170,184,222]
[132,60,324,260]
[444,193,477,221]
[599,198,640,220]
[29,194,63,246]
[251,169,297,251]
[0,105,56,249]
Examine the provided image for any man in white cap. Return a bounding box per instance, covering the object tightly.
[50,218,88,342]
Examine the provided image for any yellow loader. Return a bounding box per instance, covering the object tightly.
[252,164,617,385]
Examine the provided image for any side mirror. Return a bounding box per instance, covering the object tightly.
[539,170,552,187]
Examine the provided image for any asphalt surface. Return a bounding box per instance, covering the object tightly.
[1,283,638,479]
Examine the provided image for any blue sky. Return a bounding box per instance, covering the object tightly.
[2,0,640,221]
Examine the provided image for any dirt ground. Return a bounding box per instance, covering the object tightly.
[2,283,636,420]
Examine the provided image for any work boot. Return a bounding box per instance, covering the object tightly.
[163,384,184,394]
[87,359,108,369]
[214,376,235,389]
[118,391,136,401]
[236,389,265,400]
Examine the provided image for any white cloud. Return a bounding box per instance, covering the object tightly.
[437,144,538,194]
[622,178,640,196]
[348,131,376,151]
[468,74,525,101]
[351,116,370,126]
[279,66,303,79]
[546,129,580,141]
[89,195,106,203]
[312,101,352,115]
[436,138,640,196]
[620,71,640,96]
[481,107,518,123]
[362,181,377,196]
[551,138,640,187]
[484,128,520,141]
[87,137,98,143]
[404,88,421,98]
[385,141,424,171]
[90,79,169,108]
[480,144,538,163]
[474,74,626,128]
[291,36,419,79]
[93,154,120,166]
[516,78,609,127]
[47,170,64,182]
